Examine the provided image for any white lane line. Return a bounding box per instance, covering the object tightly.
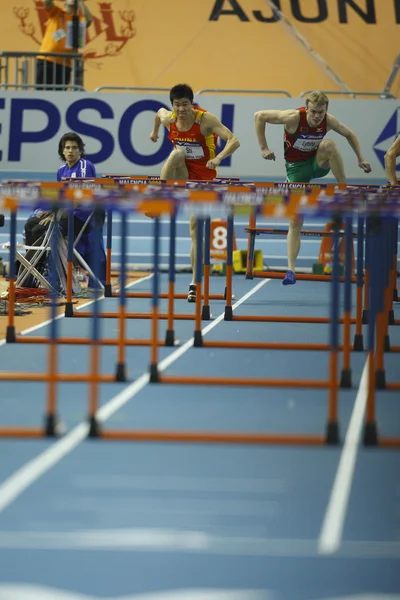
[318,357,369,555]
[0,279,270,514]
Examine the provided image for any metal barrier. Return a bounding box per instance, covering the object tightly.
[94,86,171,93]
[195,88,292,98]
[0,51,85,91]
[300,90,396,100]
[383,53,400,96]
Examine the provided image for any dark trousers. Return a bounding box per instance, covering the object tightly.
[24,215,86,248]
[36,59,72,90]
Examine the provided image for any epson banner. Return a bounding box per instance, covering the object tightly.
[0,92,397,181]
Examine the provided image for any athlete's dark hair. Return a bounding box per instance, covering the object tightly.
[58,132,86,161]
[169,83,194,105]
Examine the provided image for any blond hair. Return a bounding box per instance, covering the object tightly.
[305,91,329,109]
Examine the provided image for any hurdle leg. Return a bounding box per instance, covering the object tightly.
[165,209,177,345]
[340,217,353,388]
[353,216,364,351]
[224,213,234,321]
[88,212,103,436]
[363,216,379,446]
[116,210,128,381]
[5,207,17,343]
[362,219,370,324]
[326,217,340,444]
[392,216,398,303]
[150,216,161,381]
[245,208,256,280]
[45,209,61,436]
[65,202,75,317]
[104,208,113,297]
[194,217,204,347]
[202,218,212,321]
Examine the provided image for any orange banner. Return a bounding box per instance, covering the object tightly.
[2,0,398,96]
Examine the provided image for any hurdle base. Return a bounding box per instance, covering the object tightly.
[115,362,127,382]
[363,421,378,446]
[6,325,16,343]
[340,369,352,389]
[104,283,113,298]
[194,330,203,347]
[45,413,58,437]
[388,310,395,326]
[325,421,339,445]
[353,334,364,352]
[362,309,369,324]
[149,363,159,383]
[201,305,211,320]
[224,306,233,321]
[384,335,391,352]
[64,302,74,318]
[165,329,175,346]
[375,369,386,390]
[88,416,100,438]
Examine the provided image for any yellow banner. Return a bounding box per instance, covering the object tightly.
[2,0,398,96]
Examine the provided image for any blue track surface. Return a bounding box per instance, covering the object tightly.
[0,271,399,599]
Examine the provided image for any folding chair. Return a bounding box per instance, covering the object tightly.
[6,214,80,296]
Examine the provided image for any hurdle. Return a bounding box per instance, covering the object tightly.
[101,178,228,304]
[0,191,143,383]
[363,211,400,448]
[0,200,111,439]
[96,193,342,446]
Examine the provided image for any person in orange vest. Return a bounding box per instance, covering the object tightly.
[384,136,400,184]
[36,0,93,90]
[150,83,240,302]
[254,91,372,285]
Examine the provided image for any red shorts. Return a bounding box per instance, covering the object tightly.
[186,160,217,181]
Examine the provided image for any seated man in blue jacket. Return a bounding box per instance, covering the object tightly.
[24,132,106,288]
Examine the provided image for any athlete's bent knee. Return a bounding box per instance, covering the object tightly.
[319,139,338,156]
[169,148,186,166]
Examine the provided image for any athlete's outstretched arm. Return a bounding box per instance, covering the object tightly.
[327,115,372,173]
[203,113,240,169]
[254,109,298,161]
[150,108,172,143]
[384,136,400,184]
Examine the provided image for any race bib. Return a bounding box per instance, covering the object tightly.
[293,134,323,152]
[53,28,67,41]
[176,141,204,160]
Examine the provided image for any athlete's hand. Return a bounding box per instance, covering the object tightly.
[206,157,222,170]
[358,161,372,173]
[149,131,159,143]
[261,148,275,161]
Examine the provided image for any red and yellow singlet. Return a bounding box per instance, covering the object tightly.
[168,108,218,180]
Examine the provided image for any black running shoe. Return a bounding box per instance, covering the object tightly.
[187,284,196,303]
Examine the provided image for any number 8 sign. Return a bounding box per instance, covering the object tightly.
[210,219,237,261]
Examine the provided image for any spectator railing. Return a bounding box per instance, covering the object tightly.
[300,90,396,100]
[195,88,292,98]
[0,51,85,91]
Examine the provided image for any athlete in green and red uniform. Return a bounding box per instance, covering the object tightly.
[254,91,372,285]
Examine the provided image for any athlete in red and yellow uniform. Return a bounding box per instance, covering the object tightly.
[150,83,240,300]
[168,107,218,180]
[254,90,372,285]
